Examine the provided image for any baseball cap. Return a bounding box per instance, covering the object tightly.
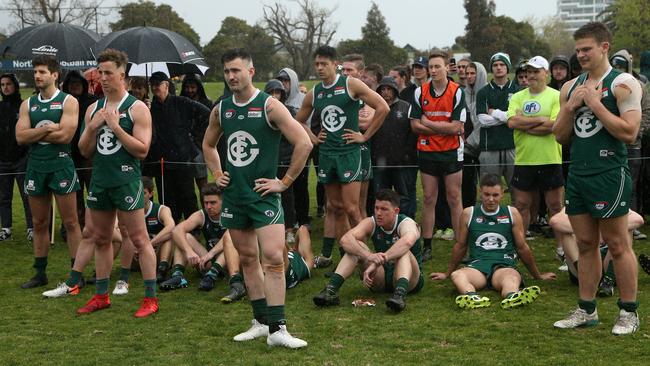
[149,71,170,84]
[526,56,549,70]
[412,56,428,68]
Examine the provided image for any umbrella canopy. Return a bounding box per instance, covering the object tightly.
[0,22,99,70]
[93,26,209,77]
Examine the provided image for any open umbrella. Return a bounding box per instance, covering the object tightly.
[93,26,209,77]
[0,22,99,70]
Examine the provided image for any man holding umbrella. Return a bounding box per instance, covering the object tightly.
[77,49,158,318]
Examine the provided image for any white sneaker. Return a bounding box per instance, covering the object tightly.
[43,282,80,298]
[441,228,455,241]
[112,280,129,295]
[554,307,599,329]
[26,228,34,242]
[612,309,640,335]
[433,229,444,239]
[233,319,269,341]
[286,230,296,244]
[558,263,568,272]
[266,325,307,348]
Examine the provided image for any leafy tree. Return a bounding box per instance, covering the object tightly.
[458,0,499,64]
[530,16,574,58]
[203,17,279,82]
[110,1,200,48]
[263,0,337,79]
[607,0,650,62]
[336,2,406,71]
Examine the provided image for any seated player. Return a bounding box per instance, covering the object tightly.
[431,174,556,309]
[160,183,246,303]
[313,189,423,312]
[549,208,644,296]
[139,177,175,282]
[284,225,314,289]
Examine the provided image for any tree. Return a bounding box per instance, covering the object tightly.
[607,0,650,63]
[3,0,105,30]
[263,0,337,79]
[203,17,279,82]
[530,16,574,58]
[458,0,499,64]
[110,1,200,48]
[337,2,406,72]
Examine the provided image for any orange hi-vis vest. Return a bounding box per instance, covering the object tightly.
[417,80,462,153]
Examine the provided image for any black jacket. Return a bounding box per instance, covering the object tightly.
[0,73,26,162]
[149,94,211,169]
[371,98,417,167]
[62,70,98,163]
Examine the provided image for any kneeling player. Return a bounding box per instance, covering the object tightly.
[549,208,644,296]
[139,177,175,282]
[160,183,246,303]
[431,174,555,309]
[284,225,314,289]
[313,189,423,312]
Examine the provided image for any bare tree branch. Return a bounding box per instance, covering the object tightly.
[3,0,109,32]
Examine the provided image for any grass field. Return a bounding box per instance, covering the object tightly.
[4,82,650,365]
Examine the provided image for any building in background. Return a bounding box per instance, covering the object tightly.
[557,0,613,32]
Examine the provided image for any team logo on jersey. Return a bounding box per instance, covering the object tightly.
[476,216,484,224]
[574,107,603,138]
[321,105,347,132]
[125,196,134,204]
[237,115,245,120]
[147,217,159,226]
[497,215,510,224]
[248,107,263,118]
[227,131,259,167]
[264,210,275,217]
[41,108,47,112]
[121,165,134,172]
[35,120,55,145]
[224,109,236,119]
[343,171,351,178]
[50,102,62,110]
[523,101,541,115]
[59,180,69,188]
[334,86,345,95]
[395,111,404,119]
[26,180,35,191]
[475,233,508,250]
[423,100,429,106]
[31,105,38,112]
[97,126,123,155]
[594,201,608,210]
[317,92,324,99]
[599,150,614,157]
[221,207,233,219]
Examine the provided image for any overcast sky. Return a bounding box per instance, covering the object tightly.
[1,0,558,49]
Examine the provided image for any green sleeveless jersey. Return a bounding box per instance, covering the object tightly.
[371,214,422,268]
[201,209,226,250]
[220,89,281,204]
[467,204,517,262]
[88,93,141,187]
[27,90,73,173]
[145,201,164,236]
[312,75,361,154]
[568,68,627,176]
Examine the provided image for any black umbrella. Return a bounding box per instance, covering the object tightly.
[0,22,99,70]
[93,26,209,77]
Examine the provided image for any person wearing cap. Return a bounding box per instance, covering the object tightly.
[515,60,529,88]
[610,50,650,241]
[549,55,572,91]
[371,76,417,218]
[552,22,643,335]
[400,56,430,111]
[507,56,563,254]
[148,71,211,224]
[476,52,520,191]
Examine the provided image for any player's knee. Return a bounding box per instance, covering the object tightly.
[32,217,49,231]
[422,193,437,206]
[604,240,632,259]
[546,201,563,215]
[343,203,360,218]
[61,218,80,232]
[449,270,463,282]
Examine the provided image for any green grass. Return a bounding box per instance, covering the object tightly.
[2,168,650,365]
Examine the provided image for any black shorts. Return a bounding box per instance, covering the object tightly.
[511,164,564,191]
[418,158,462,178]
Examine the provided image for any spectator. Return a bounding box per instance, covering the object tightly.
[515,60,529,88]
[548,55,571,91]
[148,71,210,223]
[180,74,213,194]
[456,57,471,87]
[401,56,429,109]
[371,76,417,218]
[463,62,488,208]
[129,77,150,107]
[389,66,409,93]
[0,73,33,241]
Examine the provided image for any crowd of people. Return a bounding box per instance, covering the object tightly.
[1,21,650,347]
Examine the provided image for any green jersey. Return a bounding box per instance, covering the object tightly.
[200,209,227,250]
[312,75,361,154]
[568,68,628,176]
[476,80,520,151]
[220,90,281,204]
[88,93,141,187]
[26,90,74,173]
[467,204,517,262]
[371,214,422,268]
[145,201,165,236]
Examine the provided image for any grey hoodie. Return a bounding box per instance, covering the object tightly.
[610,50,650,147]
[465,62,488,156]
[278,67,304,111]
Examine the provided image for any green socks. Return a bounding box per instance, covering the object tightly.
[268,305,286,333]
[251,298,268,324]
[66,270,83,287]
[144,279,157,298]
[579,299,597,314]
[119,267,130,283]
[96,278,110,295]
[329,273,345,292]
[34,257,47,278]
[618,299,639,313]
[171,264,185,277]
[229,272,244,285]
[321,237,335,258]
[395,277,409,294]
